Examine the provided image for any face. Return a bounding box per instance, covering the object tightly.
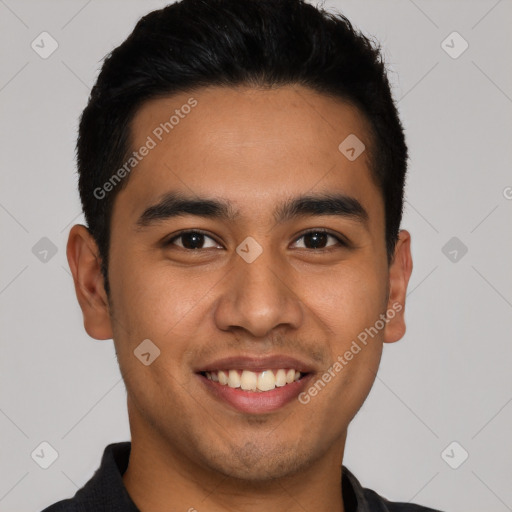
[68,85,412,482]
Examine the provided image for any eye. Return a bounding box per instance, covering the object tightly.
[291,229,347,250]
[165,230,222,250]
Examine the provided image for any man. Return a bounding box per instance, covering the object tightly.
[43,0,443,510]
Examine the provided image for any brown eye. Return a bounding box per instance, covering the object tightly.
[166,231,221,250]
[292,230,346,250]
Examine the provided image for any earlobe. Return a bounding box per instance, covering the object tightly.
[383,229,413,344]
[66,224,113,340]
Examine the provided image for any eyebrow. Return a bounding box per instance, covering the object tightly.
[135,191,369,228]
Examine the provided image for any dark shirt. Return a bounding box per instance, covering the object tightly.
[40,442,444,512]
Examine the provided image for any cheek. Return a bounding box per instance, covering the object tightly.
[108,264,203,410]
[303,263,387,340]
[299,273,385,432]
[109,254,219,364]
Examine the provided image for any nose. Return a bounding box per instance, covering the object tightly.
[213,247,304,339]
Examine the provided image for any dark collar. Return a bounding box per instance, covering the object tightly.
[49,442,440,512]
[72,442,139,511]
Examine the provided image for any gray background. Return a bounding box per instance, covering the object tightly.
[1,0,511,511]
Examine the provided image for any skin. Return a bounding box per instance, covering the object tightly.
[67,85,412,512]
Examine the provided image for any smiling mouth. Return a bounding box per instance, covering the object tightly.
[199,369,308,392]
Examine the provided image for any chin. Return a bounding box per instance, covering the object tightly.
[202,441,314,482]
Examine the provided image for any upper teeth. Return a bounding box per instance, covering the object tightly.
[205,369,302,392]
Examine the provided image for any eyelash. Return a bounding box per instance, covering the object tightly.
[164,229,348,251]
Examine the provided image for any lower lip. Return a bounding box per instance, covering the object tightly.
[198,373,313,414]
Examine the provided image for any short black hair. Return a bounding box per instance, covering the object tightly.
[77,0,408,295]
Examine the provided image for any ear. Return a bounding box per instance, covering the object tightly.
[383,229,413,344]
[66,224,113,340]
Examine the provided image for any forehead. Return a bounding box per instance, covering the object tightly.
[116,85,383,227]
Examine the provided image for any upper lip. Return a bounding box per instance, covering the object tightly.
[195,355,316,374]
